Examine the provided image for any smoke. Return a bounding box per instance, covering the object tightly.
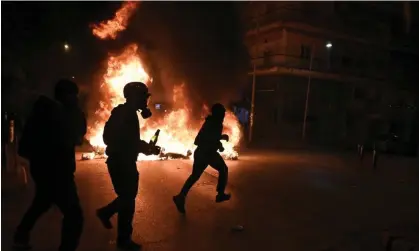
[123,2,249,115]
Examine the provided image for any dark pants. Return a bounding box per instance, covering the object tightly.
[180,148,228,196]
[101,156,139,243]
[15,174,83,251]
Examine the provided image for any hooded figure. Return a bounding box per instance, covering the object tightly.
[14,79,86,251]
[173,103,231,214]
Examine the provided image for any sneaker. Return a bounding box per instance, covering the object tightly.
[117,240,142,251]
[215,193,231,203]
[173,195,186,214]
[96,208,113,229]
[13,234,31,250]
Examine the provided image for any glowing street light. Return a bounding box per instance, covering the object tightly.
[64,43,70,51]
[303,41,332,139]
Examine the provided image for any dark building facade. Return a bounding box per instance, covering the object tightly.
[241,2,419,153]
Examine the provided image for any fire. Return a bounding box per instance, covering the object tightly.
[86,45,241,161]
[91,1,139,40]
[86,43,151,149]
[86,1,241,161]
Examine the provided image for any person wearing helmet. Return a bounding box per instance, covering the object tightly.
[96,82,160,250]
[14,79,86,251]
[173,103,231,214]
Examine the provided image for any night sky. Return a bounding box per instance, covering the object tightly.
[4,2,418,114]
[2,2,249,116]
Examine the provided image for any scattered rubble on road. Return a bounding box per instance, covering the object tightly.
[81,148,239,161]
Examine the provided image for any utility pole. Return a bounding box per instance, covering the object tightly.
[248,16,259,144]
[302,42,332,140]
[249,63,256,143]
[302,46,314,140]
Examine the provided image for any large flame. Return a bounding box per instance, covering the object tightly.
[86,43,151,149]
[86,1,241,161]
[86,45,241,161]
[91,1,139,40]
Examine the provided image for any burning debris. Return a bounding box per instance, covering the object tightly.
[84,2,242,163]
[81,152,96,160]
[223,153,239,161]
[81,146,239,161]
[81,146,106,160]
[84,44,241,162]
[158,149,192,160]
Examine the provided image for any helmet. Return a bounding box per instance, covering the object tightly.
[123,82,152,117]
[211,103,226,115]
[123,82,150,100]
[54,79,79,99]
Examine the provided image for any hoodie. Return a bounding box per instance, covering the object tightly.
[18,95,86,179]
[18,96,60,160]
[194,115,223,152]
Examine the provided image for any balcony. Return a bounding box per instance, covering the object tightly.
[244,6,391,45]
[249,53,389,82]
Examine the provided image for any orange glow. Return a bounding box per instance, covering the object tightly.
[91,1,139,40]
[86,45,241,161]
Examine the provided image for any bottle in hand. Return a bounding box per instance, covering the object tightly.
[149,129,160,146]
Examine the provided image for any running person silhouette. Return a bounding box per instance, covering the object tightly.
[173,103,231,214]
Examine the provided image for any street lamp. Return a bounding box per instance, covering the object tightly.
[302,42,333,140]
[249,19,260,144]
[64,43,70,51]
[326,42,332,69]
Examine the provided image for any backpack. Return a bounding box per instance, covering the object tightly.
[18,97,59,159]
[103,112,118,146]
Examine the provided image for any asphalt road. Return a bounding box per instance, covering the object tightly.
[2,150,419,251]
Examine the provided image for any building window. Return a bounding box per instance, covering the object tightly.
[263,50,272,66]
[354,87,365,100]
[342,56,353,67]
[356,58,366,71]
[300,45,311,59]
[266,3,275,13]
[333,2,344,12]
[375,58,386,71]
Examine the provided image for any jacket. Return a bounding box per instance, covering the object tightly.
[194,115,223,152]
[103,103,148,162]
[18,95,86,178]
